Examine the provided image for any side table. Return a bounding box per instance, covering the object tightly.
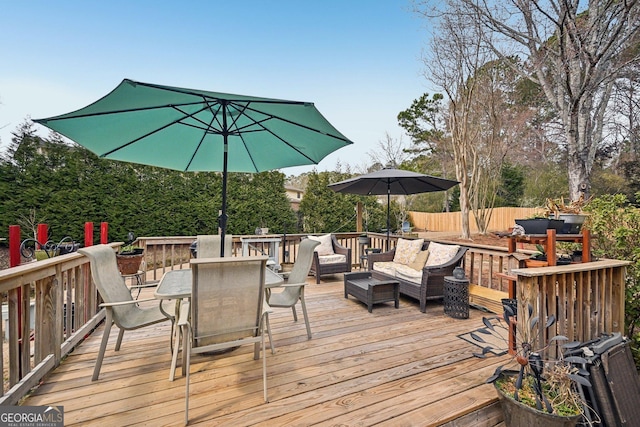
[443,276,470,319]
[344,272,399,313]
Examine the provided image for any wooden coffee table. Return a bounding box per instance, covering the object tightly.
[344,272,399,313]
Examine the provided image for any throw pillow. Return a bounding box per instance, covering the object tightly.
[308,234,334,256]
[408,250,430,271]
[393,238,424,265]
[425,242,460,266]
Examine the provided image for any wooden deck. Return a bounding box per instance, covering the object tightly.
[21,275,507,426]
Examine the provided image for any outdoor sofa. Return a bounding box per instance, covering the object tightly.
[367,238,468,313]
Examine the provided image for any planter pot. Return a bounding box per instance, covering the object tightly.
[524,258,548,268]
[550,213,587,234]
[495,371,581,427]
[116,252,144,275]
[515,218,564,235]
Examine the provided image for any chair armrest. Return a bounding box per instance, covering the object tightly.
[331,236,351,258]
[421,247,468,275]
[99,298,156,308]
[262,300,273,316]
[367,249,395,265]
[177,301,190,327]
[273,282,307,288]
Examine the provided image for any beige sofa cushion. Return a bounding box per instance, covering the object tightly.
[394,264,423,284]
[372,261,397,276]
[408,250,429,270]
[393,238,424,265]
[425,242,460,266]
[309,234,334,256]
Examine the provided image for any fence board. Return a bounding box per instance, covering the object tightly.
[409,207,539,232]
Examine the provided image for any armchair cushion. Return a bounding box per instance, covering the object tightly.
[392,238,424,265]
[425,242,460,266]
[309,233,335,256]
[317,254,347,264]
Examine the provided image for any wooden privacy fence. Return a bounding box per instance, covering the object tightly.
[409,207,540,233]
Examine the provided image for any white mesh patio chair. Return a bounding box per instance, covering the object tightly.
[176,255,271,424]
[266,238,319,339]
[78,244,170,381]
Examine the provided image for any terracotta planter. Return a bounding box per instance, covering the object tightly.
[116,252,144,275]
[495,371,580,427]
[524,258,548,268]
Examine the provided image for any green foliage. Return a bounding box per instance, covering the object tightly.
[0,130,296,242]
[496,163,525,207]
[522,166,568,207]
[585,193,640,368]
[299,170,387,234]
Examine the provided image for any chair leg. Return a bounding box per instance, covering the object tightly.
[184,326,192,425]
[290,306,298,322]
[262,329,268,402]
[300,293,312,339]
[92,310,114,381]
[181,324,188,377]
[114,328,125,351]
[169,323,182,381]
[264,313,275,354]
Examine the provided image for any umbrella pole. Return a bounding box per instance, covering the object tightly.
[386,188,391,251]
[219,104,229,257]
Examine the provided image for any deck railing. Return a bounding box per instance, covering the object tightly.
[513,260,629,358]
[0,232,627,404]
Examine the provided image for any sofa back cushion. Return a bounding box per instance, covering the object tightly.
[408,250,430,271]
[393,238,424,265]
[425,242,460,267]
[308,234,334,256]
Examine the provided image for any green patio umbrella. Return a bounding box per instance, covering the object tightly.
[34,79,353,255]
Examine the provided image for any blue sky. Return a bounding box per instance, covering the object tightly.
[0,1,434,175]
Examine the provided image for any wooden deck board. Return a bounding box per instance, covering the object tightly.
[21,276,507,426]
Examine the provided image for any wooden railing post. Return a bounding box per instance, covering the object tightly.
[84,222,93,247]
[37,224,48,248]
[100,222,108,244]
[9,225,21,267]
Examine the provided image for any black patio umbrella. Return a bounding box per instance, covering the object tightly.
[328,168,459,249]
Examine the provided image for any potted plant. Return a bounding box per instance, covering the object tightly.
[524,244,549,267]
[545,196,590,234]
[116,233,144,275]
[471,302,592,426]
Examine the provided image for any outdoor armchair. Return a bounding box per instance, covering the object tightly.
[308,234,352,283]
[78,245,170,381]
[267,238,320,339]
[176,255,271,424]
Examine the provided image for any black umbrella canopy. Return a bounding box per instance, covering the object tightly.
[328,168,459,249]
[328,168,459,196]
